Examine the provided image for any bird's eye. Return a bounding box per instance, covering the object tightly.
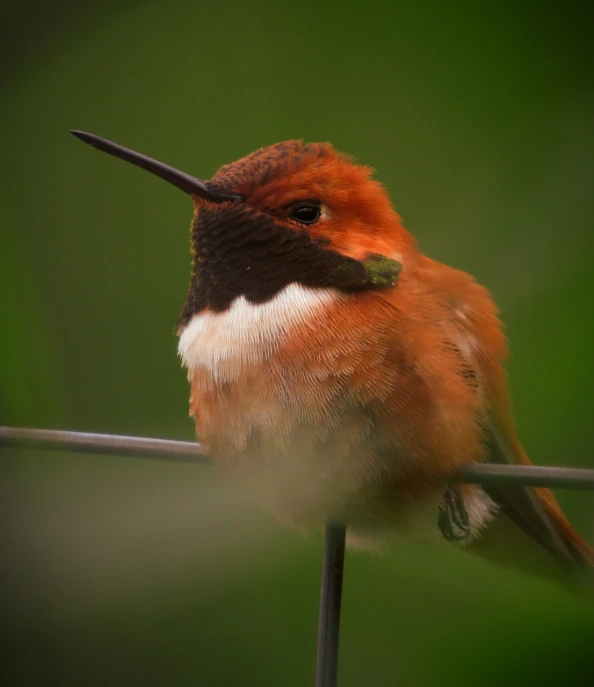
[289,200,322,225]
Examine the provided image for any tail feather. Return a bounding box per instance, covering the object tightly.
[540,497,594,568]
[469,511,594,593]
[473,421,594,583]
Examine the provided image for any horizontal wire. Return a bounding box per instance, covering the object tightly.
[456,463,594,490]
[1,425,594,490]
[0,426,208,464]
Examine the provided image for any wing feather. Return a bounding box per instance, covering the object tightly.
[430,258,594,570]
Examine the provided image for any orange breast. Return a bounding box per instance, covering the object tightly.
[183,280,487,534]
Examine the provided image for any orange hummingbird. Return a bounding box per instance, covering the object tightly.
[72,130,593,588]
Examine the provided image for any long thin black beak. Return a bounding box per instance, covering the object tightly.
[70,130,242,203]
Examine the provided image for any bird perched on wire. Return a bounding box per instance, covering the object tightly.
[72,130,593,588]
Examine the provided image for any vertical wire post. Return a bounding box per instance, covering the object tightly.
[316,521,347,687]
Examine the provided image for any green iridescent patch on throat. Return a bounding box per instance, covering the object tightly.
[361,254,402,287]
[328,253,402,291]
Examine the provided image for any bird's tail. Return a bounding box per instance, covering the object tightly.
[470,420,594,591]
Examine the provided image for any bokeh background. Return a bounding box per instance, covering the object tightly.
[2,1,594,685]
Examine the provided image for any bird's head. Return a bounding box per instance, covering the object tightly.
[71,132,414,329]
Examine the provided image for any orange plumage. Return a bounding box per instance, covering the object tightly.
[179,140,593,585]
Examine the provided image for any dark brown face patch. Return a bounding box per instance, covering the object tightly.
[176,204,400,328]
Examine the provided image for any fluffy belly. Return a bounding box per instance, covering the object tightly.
[178,284,375,521]
[178,284,496,545]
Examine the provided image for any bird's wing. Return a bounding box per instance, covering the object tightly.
[433,259,594,569]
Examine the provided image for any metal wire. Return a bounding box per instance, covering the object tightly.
[2,426,594,489]
[316,522,346,687]
[0,426,208,464]
[457,462,594,490]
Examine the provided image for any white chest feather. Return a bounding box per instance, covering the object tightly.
[177,284,337,381]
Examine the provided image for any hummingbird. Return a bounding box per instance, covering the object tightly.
[71,130,593,587]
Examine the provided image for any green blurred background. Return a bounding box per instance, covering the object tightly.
[2,1,594,685]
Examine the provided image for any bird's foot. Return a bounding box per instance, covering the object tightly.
[438,486,471,541]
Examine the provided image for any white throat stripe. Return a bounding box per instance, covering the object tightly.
[178,284,337,379]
